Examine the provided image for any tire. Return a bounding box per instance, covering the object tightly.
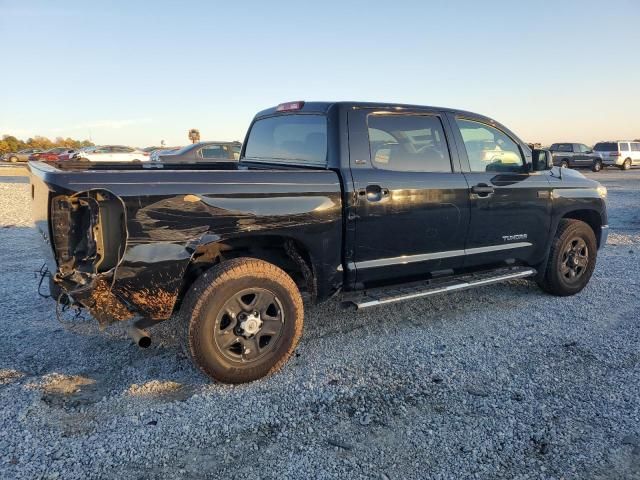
[9,156,18,163]
[622,158,632,170]
[592,159,602,172]
[179,257,304,383]
[537,219,597,296]
[560,159,569,169]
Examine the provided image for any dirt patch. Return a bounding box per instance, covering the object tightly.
[127,380,194,402]
[38,373,96,395]
[608,232,640,246]
[0,368,24,385]
[28,373,107,408]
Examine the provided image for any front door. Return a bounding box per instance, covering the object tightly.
[447,115,552,268]
[347,108,470,285]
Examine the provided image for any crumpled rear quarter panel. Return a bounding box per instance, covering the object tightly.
[62,168,343,322]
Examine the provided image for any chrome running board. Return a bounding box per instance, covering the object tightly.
[345,267,536,310]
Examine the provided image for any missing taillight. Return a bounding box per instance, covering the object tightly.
[50,190,126,275]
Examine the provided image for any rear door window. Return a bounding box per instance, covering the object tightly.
[244,114,327,166]
[200,145,228,159]
[366,114,452,172]
[631,143,640,152]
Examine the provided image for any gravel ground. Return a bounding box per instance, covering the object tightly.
[1,169,639,479]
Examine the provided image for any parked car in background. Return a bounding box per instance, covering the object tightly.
[29,147,76,162]
[3,148,42,162]
[594,141,640,170]
[152,141,241,164]
[74,145,149,162]
[549,143,602,171]
[56,146,96,162]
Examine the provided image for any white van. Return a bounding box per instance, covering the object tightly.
[594,141,640,170]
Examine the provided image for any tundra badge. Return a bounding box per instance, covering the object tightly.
[502,234,528,242]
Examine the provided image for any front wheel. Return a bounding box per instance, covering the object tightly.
[180,258,304,383]
[592,159,602,172]
[560,159,569,169]
[621,158,632,170]
[537,219,597,296]
[9,156,18,163]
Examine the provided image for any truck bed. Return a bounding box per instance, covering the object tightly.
[29,161,343,323]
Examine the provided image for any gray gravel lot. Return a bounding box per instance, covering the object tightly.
[1,169,639,479]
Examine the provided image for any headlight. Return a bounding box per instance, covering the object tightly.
[597,185,607,199]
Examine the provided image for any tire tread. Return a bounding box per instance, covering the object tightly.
[178,258,303,383]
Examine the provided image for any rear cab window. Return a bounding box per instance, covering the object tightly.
[243,114,327,166]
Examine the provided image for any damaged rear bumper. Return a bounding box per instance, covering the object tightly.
[48,190,189,325]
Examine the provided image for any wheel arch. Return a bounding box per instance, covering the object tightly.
[179,234,319,308]
[560,209,603,247]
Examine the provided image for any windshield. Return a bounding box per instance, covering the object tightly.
[243,114,327,166]
[594,142,618,152]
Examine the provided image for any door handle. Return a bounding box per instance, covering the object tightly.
[360,185,389,202]
[471,184,494,197]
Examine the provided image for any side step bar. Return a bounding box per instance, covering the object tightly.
[345,267,536,310]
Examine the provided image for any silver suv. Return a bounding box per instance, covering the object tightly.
[594,141,640,170]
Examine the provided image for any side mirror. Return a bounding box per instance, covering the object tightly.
[532,149,553,171]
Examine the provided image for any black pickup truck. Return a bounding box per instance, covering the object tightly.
[30,101,609,383]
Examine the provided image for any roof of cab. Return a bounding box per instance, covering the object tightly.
[253,101,496,124]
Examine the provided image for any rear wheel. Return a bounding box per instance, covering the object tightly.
[537,219,597,296]
[180,258,304,383]
[592,159,602,172]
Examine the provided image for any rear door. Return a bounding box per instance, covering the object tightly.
[347,108,470,284]
[447,114,552,268]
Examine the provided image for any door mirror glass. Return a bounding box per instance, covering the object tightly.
[532,149,553,171]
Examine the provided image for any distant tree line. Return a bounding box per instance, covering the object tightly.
[0,134,94,154]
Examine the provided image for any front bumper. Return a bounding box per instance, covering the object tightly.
[599,224,609,249]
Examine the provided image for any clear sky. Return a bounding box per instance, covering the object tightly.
[1,0,639,147]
